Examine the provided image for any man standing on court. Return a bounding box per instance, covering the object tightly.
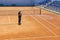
[18,11,22,25]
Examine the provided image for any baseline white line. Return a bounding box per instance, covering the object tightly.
[39,16,60,29]
[5,36,60,40]
[30,15,57,36]
[8,16,11,24]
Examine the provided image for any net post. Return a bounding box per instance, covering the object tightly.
[40,8,41,15]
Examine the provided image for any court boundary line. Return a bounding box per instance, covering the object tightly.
[38,15,60,29]
[4,36,60,40]
[30,15,57,36]
[8,16,11,24]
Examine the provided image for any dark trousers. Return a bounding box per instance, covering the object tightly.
[18,16,21,25]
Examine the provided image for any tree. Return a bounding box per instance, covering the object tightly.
[0,4,4,6]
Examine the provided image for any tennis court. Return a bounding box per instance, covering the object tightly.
[0,7,60,40]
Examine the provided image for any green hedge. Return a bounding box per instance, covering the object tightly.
[0,4,4,6]
[11,4,16,6]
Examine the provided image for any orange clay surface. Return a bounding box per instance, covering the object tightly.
[0,7,60,40]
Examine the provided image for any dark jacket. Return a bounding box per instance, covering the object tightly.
[18,11,22,16]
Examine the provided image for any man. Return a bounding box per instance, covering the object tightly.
[18,11,22,25]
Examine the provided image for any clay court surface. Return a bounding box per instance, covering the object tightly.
[0,7,60,40]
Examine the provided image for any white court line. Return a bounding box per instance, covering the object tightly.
[18,36,60,38]
[30,15,57,36]
[8,16,11,24]
[38,16,60,29]
[5,36,60,40]
[23,14,59,29]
